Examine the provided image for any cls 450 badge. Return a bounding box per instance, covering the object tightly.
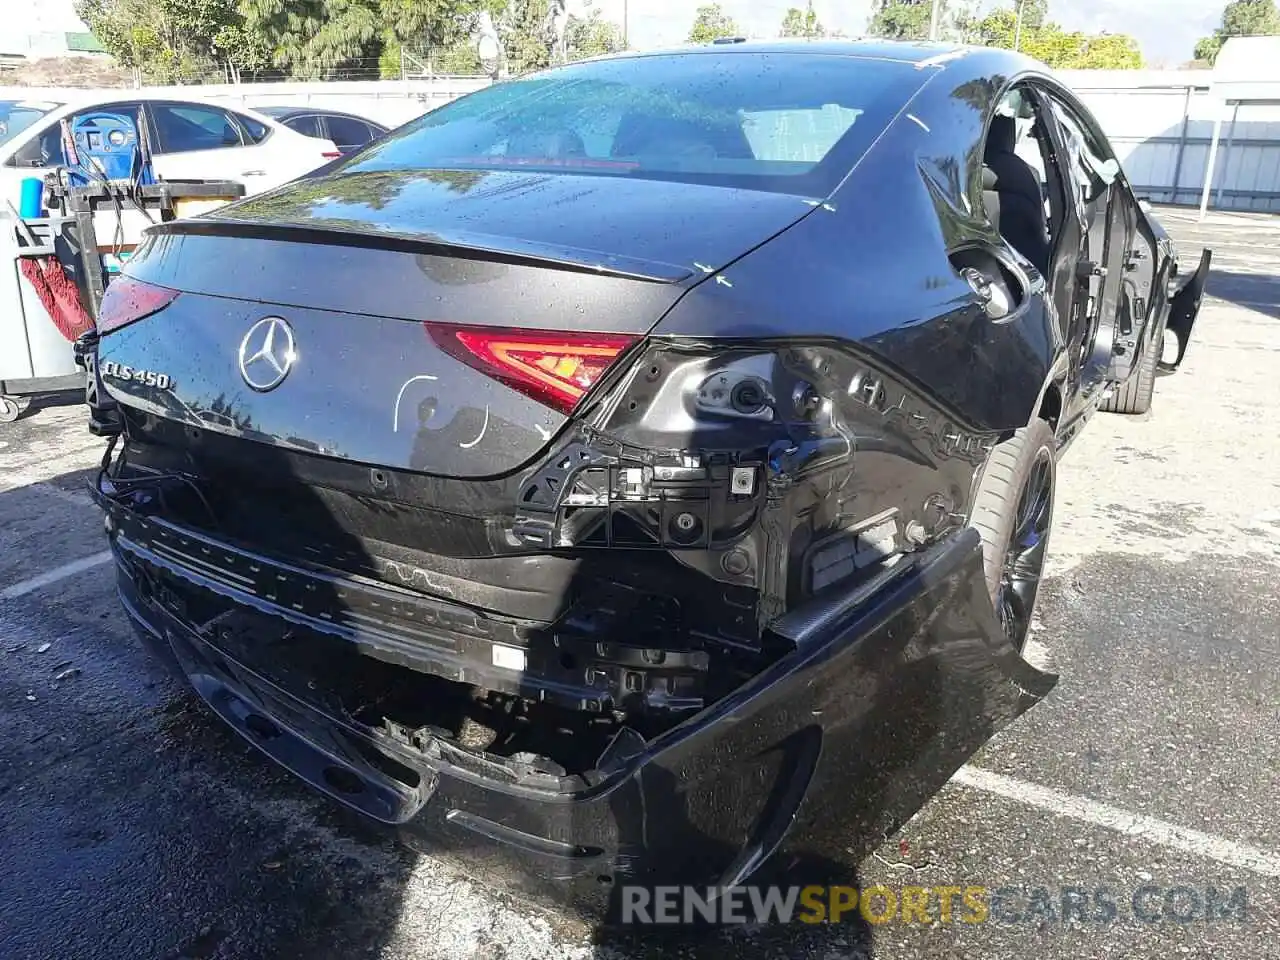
[99,360,173,390]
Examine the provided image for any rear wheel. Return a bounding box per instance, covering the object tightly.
[969,419,1056,652]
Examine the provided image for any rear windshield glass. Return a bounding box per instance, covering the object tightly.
[343,52,923,196]
[0,99,62,148]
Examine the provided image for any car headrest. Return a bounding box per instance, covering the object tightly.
[982,165,998,191]
[506,129,586,158]
[612,113,753,160]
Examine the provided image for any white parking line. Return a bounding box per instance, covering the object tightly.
[0,551,113,601]
[1210,297,1280,311]
[953,765,1280,878]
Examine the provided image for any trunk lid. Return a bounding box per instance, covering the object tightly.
[102,168,815,478]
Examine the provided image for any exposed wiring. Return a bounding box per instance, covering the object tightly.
[105,472,220,528]
[97,435,219,527]
[99,433,118,474]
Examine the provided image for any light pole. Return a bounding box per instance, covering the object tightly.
[623,0,629,48]
[1013,0,1025,51]
[928,0,942,41]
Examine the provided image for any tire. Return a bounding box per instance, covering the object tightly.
[1100,327,1160,415]
[0,395,30,423]
[969,418,1057,652]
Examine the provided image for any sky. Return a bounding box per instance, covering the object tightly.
[581,0,1227,68]
[3,0,91,33]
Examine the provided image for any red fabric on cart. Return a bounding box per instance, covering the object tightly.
[18,255,94,342]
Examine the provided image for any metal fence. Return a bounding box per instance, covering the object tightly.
[1060,69,1280,212]
[190,77,494,128]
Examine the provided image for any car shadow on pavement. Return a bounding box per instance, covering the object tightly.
[1200,267,1280,319]
[0,466,418,960]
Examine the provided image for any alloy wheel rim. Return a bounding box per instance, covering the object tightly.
[996,447,1054,651]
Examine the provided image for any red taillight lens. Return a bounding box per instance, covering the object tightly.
[430,324,638,415]
[97,276,180,334]
[321,150,342,158]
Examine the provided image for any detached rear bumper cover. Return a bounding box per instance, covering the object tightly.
[106,488,1054,914]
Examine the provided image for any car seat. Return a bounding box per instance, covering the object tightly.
[982,114,1050,274]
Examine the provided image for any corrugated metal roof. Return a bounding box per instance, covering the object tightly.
[64,32,106,53]
[1211,36,1280,104]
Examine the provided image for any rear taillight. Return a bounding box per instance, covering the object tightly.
[97,276,180,334]
[321,150,342,158]
[429,324,638,415]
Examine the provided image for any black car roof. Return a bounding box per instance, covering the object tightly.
[594,38,1047,77]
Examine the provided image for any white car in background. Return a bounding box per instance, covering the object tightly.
[0,91,342,206]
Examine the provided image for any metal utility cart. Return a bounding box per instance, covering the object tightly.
[0,209,86,421]
[1,177,243,422]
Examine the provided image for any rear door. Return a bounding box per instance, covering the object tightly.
[1040,88,1155,387]
[145,100,276,195]
[323,114,377,154]
[281,113,325,140]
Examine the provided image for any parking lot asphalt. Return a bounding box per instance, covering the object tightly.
[1,207,1278,960]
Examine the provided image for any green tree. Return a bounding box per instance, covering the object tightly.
[780,1,826,38]
[499,0,555,72]
[971,4,1142,68]
[77,0,246,81]
[1015,0,1048,29]
[212,22,273,80]
[1075,32,1143,68]
[687,3,740,43]
[566,2,624,59]
[236,0,380,78]
[379,0,504,77]
[867,0,937,41]
[380,0,502,53]
[236,0,502,79]
[1195,0,1280,64]
[871,0,1049,45]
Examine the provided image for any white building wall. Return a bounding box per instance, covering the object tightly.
[3,0,95,58]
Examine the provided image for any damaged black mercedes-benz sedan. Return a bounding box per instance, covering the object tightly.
[78,40,1209,916]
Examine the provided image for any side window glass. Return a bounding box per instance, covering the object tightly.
[326,115,372,148]
[151,103,243,154]
[34,102,145,166]
[285,115,323,139]
[235,113,270,143]
[37,123,63,165]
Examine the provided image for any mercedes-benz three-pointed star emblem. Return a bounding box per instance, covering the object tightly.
[238,316,296,391]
